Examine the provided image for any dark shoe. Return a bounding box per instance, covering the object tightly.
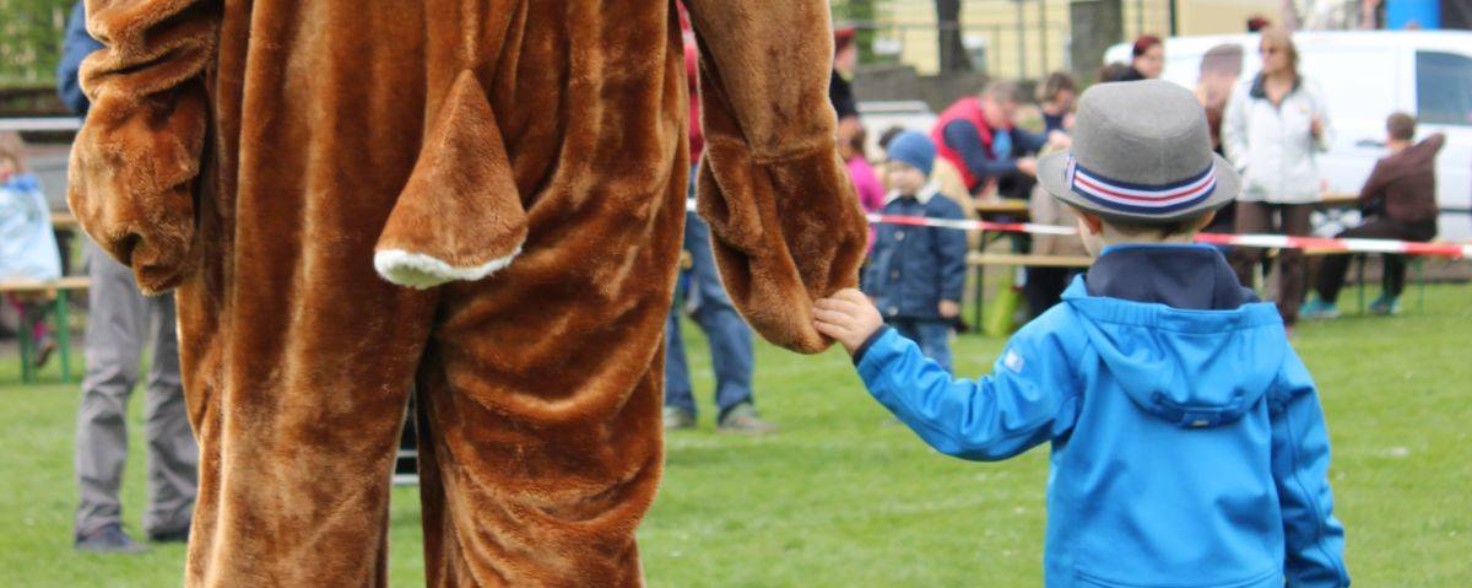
[148,527,190,544]
[663,407,696,431]
[75,524,149,554]
[717,403,777,435]
[1368,295,1401,316]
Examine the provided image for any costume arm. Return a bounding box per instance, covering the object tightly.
[855,324,1077,461]
[683,1,869,353]
[1269,351,1351,587]
[66,0,221,293]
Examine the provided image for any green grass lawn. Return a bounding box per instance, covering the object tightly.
[2,284,1470,586]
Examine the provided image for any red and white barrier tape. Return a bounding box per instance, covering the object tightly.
[865,213,1472,259]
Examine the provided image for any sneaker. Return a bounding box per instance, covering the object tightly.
[662,407,696,431]
[717,403,777,435]
[1368,295,1401,316]
[75,524,149,554]
[1299,299,1340,320]
[148,527,190,544]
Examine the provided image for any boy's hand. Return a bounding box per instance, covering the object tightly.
[938,300,960,319]
[814,288,884,356]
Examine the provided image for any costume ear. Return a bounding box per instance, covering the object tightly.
[374,71,527,289]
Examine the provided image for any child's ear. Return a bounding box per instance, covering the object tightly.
[1072,208,1105,236]
[1195,210,1217,232]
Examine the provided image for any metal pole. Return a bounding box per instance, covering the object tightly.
[1039,0,1049,75]
[1016,0,1027,79]
[1169,0,1179,36]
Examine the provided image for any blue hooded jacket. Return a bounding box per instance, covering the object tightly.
[856,245,1349,587]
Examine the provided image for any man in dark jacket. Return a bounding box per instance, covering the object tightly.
[1303,113,1444,318]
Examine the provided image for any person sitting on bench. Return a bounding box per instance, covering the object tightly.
[1303,113,1443,318]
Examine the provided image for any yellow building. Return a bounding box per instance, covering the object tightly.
[865,0,1280,78]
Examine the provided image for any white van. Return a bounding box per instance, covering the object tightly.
[1106,31,1472,242]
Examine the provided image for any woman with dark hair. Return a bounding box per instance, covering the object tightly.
[1223,26,1334,328]
[1111,35,1164,81]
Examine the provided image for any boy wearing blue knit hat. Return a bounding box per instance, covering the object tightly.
[864,131,968,374]
[816,81,1348,587]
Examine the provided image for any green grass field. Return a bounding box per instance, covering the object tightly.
[1,285,1470,586]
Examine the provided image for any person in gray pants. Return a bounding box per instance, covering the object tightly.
[73,240,198,552]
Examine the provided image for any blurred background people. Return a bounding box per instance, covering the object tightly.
[1111,35,1165,82]
[1304,113,1443,318]
[1223,26,1334,329]
[0,132,62,367]
[663,12,774,434]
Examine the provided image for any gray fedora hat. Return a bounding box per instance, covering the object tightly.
[1038,80,1240,223]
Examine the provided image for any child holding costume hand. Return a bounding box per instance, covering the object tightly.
[814,81,1348,588]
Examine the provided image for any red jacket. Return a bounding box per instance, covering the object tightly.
[931,97,1014,192]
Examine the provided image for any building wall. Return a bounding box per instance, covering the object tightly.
[864,0,1281,79]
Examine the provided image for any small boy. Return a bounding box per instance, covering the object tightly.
[816,81,1349,587]
[863,131,967,374]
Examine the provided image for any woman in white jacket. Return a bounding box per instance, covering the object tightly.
[1223,26,1333,327]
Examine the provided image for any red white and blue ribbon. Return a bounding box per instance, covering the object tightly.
[1067,156,1218,215]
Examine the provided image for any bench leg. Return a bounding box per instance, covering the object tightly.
[17,313,34,384]
[1355,254,1367,315]
[55,291,73,383]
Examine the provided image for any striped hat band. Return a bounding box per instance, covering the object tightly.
[1066,156,1218,216]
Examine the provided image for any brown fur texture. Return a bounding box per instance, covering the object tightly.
[67,0,866,585]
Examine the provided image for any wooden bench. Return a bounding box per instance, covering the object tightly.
[967,252,1094,268]
[0,276,90,384]
[965,252,1094,333]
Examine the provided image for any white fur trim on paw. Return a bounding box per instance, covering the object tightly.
[373,247,522,289]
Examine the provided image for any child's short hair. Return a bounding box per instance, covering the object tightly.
[1386,112,1416,141]
[1098,210,1214,239]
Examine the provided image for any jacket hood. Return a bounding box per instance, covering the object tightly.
[1062,246,1288,428]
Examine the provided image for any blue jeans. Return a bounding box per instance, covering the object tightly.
[665,210,755,420]
[889,319,954,375]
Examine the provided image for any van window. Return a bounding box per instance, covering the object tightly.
[1298,49,1397,124]
[1416,51,1472,126]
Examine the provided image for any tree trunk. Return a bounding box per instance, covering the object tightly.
[1069,0,1124,83]
[936,0,972,72]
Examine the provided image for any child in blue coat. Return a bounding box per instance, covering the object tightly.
[815,81,1348,587]
[863,131,967,373]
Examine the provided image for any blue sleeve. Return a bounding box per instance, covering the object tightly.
[856,325,1077,461]
[942,120,1018,184]
[56,2,105,116]
[1269,351,1350,587]
[933,201,966,303]
[1012,127,1049,155]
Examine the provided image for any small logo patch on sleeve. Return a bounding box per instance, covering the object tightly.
[1004,350,1025,373]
